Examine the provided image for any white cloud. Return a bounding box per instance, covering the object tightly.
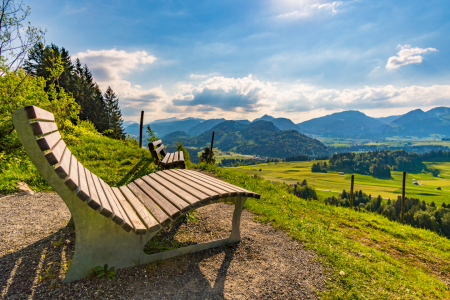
[190,74,208,79]
[168,75,450,120]
[386,45,437,69]
[276,1,342,19]
[74,49,166,117]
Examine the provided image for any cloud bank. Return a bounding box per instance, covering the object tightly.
[386,45,437,69]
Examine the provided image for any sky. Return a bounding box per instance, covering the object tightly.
[27,0,450,123]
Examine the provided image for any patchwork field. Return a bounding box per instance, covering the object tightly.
[230,161,450,206]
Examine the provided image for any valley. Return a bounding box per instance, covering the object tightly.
[229,160,450,207]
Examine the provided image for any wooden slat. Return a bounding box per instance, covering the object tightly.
[92,174,113,218]
[112,187,147,235]
[36,131,61,151]
[64,155,79,191]
[30,121,58,136]
[54,147,71,179]
[167,153,174,165]
[176,169,239,197]
[127,182,171,226]
[183,169,260,198]
[99,178,124,226]
[141,175,191,213]
[161,170,220,200]
[161,153,170,164]
[148,173,202,208]
[119,186,160,232]
[76,162,90,201]
[105,185,133,232]
[44,139,66,165]
[24,106,55,121]
[157,171,211,204]
[181,169,246,196]
[134,179,180,219]
[179,151,185,168]
[84,169,101,210]
[152,140,162,147]
[155,144,164,154]
[167,169,230,197]
[173,151,179,163]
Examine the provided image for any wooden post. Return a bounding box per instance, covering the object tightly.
[139,111,144,148]
[401,171,406,224]
[350,174,354,209]
[209,131,215,164]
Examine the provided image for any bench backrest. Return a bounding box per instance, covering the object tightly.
[148,139,166,163]
[13,106,134,232]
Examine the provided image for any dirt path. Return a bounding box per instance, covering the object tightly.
[0,192,327,299]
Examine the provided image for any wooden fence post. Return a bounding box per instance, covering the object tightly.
[350,174,354,209]
[139,111,144,148]
[401,171,406,224]
[209,131,215,164]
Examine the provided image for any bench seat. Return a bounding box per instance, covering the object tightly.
[12,106,260,283]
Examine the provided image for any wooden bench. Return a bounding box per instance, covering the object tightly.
[148,139,185,169]
[12,106,260,283]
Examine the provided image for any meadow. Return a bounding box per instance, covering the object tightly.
[200,163,450,299]
[230,160,450,206]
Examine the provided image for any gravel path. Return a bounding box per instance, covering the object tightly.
[0,192,327,299]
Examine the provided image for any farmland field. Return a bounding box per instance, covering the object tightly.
[230,160,450,206]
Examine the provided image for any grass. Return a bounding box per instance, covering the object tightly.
[198,163,450,299]
[230,161,450,206]
[0,124,157,194]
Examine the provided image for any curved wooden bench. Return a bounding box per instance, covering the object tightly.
[148,139,185,169]
[12,106,260,283]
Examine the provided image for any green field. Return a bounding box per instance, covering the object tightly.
[212,149,255,164]
[230,160,450,206]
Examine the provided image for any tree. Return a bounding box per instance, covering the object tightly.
[200,147,215,164]
[146,124,158,145]
[103,86,125,140]
[0,0,45,68]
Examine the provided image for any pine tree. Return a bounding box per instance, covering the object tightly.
[103,86,125,140]
[146,125,158,145]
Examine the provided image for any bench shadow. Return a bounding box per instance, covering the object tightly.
[0,227,73,299]
[116,157,153,187]
[0,227,237,299]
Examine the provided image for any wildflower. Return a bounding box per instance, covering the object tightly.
[339,271,345,276]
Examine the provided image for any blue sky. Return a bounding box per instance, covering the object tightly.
[28,0,450,123]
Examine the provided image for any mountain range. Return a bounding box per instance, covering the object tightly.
[124,106,450,141]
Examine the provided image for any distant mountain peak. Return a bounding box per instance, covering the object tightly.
[253,114,275,122]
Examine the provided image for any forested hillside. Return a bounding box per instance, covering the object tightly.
[163,120,331,158]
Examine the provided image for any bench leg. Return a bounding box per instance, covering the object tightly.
[63,194,160,283]
[229,196,246,243]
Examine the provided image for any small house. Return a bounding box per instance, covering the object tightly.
[338,172,345,175]
[413,182,419,185]
[437,187,442,190]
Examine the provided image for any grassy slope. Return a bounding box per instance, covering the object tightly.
[0,127,157,194]
[231,161,450,206]
[198,163,450,299]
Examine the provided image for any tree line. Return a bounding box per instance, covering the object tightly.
[311,150,445,177]
[24,43,125,139]
[324,190,450,238]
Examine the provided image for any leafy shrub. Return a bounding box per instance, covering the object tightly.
[90,264,116,280]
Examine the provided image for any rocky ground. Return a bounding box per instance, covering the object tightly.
[0,192,328,299]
